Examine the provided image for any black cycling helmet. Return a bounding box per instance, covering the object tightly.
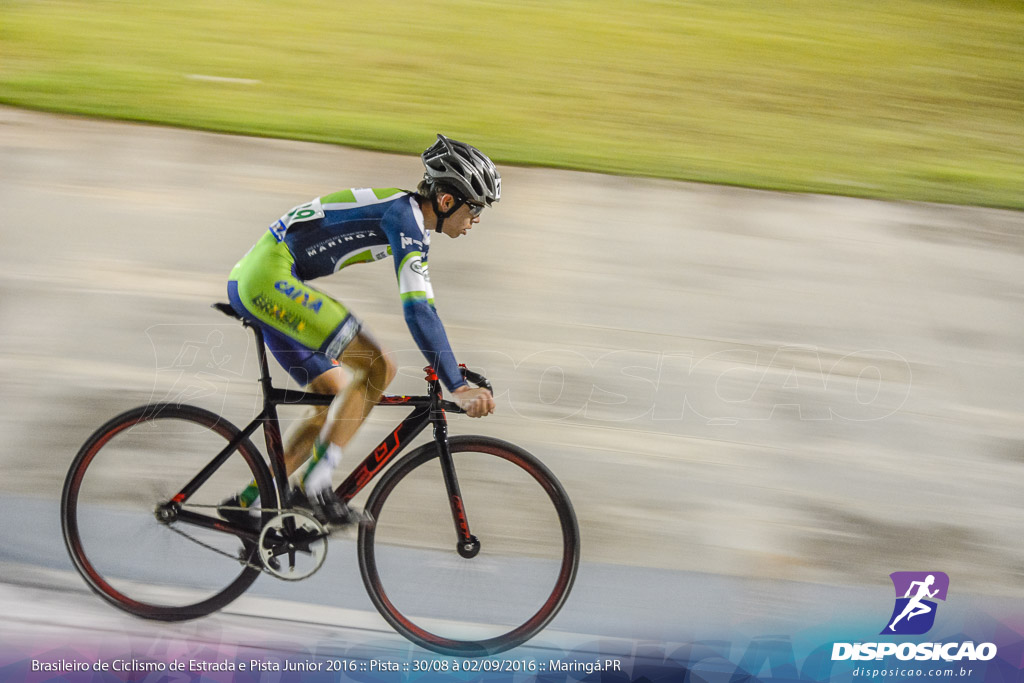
[421,134,501,207]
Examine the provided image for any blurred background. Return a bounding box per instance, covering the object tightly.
[1,0,1023,644]
[3,0,1022,207]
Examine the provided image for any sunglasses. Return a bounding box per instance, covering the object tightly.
[463,199,486,217]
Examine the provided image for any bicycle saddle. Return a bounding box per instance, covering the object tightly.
[211,302,243,321]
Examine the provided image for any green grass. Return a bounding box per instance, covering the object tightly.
[2,0,1022,207]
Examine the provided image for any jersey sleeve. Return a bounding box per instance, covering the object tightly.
[382,198,467,392]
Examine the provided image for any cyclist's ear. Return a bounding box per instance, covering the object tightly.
[437,192,456,213]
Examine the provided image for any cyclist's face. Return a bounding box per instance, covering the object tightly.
[439,196,481,239]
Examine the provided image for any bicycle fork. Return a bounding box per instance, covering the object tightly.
[432,414,481,559]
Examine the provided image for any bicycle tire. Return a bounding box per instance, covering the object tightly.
[357,435,580,656]
[61,403,274,621]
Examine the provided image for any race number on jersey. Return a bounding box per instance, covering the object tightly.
[269,199,325,241]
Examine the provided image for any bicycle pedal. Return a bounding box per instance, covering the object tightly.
[343,508,374,528]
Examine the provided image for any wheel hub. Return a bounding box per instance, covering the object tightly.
[457,535,481,559]
[154,502,179,524]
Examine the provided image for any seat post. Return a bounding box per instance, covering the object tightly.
[211,302,277,398]
[248,325,275,394]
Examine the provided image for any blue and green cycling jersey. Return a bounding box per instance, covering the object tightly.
[229,188,466,391]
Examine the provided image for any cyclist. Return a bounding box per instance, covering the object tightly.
[220,134,499,528]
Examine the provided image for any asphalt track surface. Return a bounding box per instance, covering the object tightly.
[1,106,1023,653]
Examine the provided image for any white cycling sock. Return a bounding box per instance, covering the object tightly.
[303,442,343,495]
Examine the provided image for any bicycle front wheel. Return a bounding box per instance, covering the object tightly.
[358,435,580,656]
[61,403,274,620]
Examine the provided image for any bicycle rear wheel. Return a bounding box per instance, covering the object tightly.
[61,403,274,620]
[358,435,580,656]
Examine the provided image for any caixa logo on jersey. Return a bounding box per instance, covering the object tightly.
[831,572,997,662]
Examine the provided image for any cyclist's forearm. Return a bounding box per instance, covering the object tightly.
[403,301,466,392]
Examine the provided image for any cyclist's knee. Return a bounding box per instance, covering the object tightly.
[302,404,329,426]
[308,366,349,395]
[341,332,395,393]
[366,353,396,393]
[346,352,394,393]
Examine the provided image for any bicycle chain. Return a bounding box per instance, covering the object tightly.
[163,503,301,576]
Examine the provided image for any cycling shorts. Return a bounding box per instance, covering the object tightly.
[227,232,361,385]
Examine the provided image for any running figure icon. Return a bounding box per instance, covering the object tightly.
[888,575,938,631]
[882,571,949,636]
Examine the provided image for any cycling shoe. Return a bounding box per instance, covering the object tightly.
[288,486,370,528]
[218,495,261,532]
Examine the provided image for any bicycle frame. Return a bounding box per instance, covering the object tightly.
[164,320,477,554]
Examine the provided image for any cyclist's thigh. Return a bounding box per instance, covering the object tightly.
[259,326,345,386]
[308,365,350,395]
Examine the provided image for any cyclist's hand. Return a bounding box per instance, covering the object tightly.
[452,386,495,418]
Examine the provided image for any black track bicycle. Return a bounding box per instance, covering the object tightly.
[61,303,580,657]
